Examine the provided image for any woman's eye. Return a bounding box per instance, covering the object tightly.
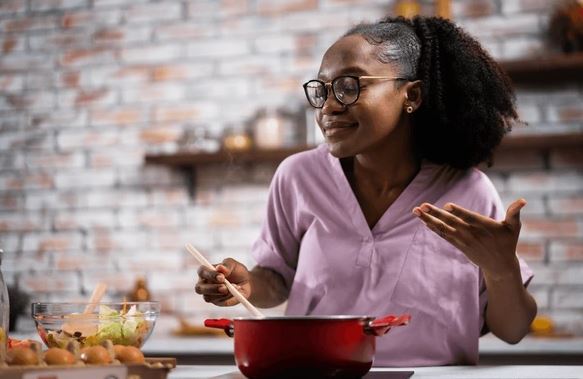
[342,85,358,93]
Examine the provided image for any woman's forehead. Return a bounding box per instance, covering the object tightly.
[318,35,395,79]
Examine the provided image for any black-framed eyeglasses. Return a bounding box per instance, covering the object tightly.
[302,75,406,108]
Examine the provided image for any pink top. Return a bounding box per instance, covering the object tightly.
[252,144,533,366]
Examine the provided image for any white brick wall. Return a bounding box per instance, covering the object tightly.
[0,0,581,331]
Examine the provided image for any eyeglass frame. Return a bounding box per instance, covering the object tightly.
[302,75,407,108]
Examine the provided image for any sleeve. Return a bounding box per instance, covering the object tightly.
[479,184,534,334]
[251,160,302,290]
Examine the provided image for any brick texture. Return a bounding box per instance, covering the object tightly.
[0,0,582,331]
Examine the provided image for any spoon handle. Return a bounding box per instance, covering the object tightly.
[185,243,264,318]
[83,282,107,314]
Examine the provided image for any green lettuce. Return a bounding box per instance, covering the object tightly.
[95,304,150,346]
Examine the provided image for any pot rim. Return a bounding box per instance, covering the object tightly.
[232,315,374,321]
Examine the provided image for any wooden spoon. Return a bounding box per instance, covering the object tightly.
[62,282,108,336]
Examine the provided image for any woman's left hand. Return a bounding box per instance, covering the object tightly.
[412,199,526,279]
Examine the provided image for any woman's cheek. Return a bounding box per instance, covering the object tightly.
[314,111,325,130]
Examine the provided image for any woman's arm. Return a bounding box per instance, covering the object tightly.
[249,266,289,308]
[483,265,537,343]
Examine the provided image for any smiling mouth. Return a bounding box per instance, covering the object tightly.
[322,123,358,138]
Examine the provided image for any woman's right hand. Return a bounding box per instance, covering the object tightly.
[194,258,252,306]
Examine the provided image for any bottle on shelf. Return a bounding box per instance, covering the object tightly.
[128,276,151,302]
[394,0,421,18]
[436,0,451,19]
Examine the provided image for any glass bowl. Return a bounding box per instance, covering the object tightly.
[31,301,160,349]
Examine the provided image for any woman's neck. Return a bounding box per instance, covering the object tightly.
[352,127,420,195]
[341,130,420,229]
[352,158,419,200]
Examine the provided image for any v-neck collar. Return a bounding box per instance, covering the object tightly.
[327,150,435,239]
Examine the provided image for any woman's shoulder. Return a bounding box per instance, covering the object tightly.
[427,162,497,194]
[276,144,330,177]
[458,166,497,194]
[427,163,502,213]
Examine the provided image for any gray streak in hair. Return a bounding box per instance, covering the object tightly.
[344,21,421,80]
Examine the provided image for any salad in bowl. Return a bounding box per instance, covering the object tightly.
[32,302,160,349]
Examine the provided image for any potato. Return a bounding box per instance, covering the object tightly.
[81,345,112,364]
[44,347,76,366]
[113,344,126,358]
[114,345,145,364]
[8,347,39,366]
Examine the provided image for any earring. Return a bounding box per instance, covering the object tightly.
[406,105,413,113]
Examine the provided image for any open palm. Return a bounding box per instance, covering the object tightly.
[412,199,526,279]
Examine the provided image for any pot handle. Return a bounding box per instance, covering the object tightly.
[364,314,411,336]
[204,318,235,337]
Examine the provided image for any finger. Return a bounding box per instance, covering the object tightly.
[203,294,233,304]
[504,198,527,230]
[218,258,249,283]
[207,284,247,306]
[415,203,468,229]
[202,292,230,300]
[215,259,234,276]
[197,266,224,283]
[216,296,241,307]
[415,208,456,235]
[415,209,466,248]
[195,282,229,295]
[443,202,492,225]
[216,257,242,277]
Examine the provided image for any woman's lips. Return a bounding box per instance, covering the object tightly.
[322,122,358,138]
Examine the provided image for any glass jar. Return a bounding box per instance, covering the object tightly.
[0,249,9,347]
[253,109,285,149]
[223,126,252,151]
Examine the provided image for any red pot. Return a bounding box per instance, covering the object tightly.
[205,314,410,379]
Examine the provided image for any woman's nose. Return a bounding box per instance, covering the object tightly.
[321,89,345,114]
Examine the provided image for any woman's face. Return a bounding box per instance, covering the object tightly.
[315,35,409,158]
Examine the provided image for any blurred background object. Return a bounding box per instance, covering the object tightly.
[0,249,9,337]
[7,285,30,333]
[128,276,151,302]
[548,0,583,53]
[251,105,305,149]
[252,108,286,149]
[436,0,451,19]
[222,126,252,152]
[395,0,422,18]
[530,315,557,337]
[0,0,581,340]
[179,125,220,154]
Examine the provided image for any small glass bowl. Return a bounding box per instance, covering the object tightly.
[32,302,160,349]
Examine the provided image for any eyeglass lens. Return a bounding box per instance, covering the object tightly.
[333,76,358,105]
[304,76,360,108]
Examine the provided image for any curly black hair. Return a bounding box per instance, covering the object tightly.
[345,16,519,169]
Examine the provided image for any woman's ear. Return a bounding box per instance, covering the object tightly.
[404,80,422,112]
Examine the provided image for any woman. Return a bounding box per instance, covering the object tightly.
[195,16,537,366]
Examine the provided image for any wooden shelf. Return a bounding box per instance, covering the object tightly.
[145,145,310,168]
[498,132,583,150]
[145,133,583,168]
[499,53,583,84]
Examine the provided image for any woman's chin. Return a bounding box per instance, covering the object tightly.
[325,141,354,158]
